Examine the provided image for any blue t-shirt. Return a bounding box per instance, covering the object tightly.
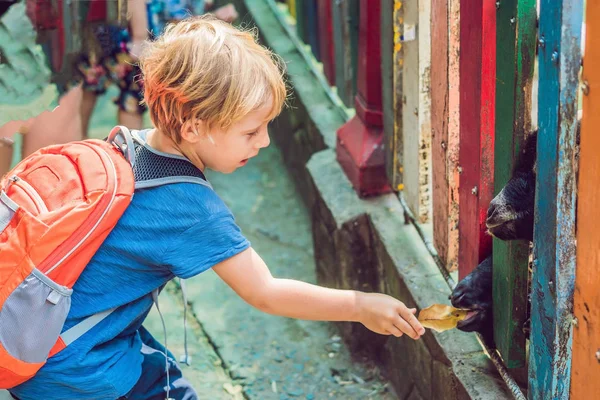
[11,142,250,399]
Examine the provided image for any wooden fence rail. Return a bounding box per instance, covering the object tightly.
[571,1,600,397]
[430,0,460,272]
[529,0,583,398]
[457,0,496,280]
[493,0,537,379]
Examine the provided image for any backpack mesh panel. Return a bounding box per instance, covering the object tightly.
[133,143,206,184]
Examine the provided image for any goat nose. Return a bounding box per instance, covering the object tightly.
[487,202,517,226]
[486,202,499,222]
[450,290,466,306]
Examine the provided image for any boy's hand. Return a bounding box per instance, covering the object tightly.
[356,292,425,340]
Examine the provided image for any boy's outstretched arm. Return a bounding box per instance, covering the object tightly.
[212,248,425,340]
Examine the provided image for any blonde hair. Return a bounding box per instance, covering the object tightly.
[138,15,287,143]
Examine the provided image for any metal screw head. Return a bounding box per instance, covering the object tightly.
[510,17,516,24]
[538,37,545,48]
[552,51,559,64]
[596,349,600,363]
[572,317,579,327]
[471,186,478,196]
[496,1,500,9]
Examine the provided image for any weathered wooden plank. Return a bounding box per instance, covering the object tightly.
[294,0,307,42]
[430,0,449,269]
[305,0,320,61]
[295,0,307,43]
[318,0,335,85]
[457,0,495,280]
[492,0,536,375]
[477,0,495,269]
[529,0,583,398]
[416,0,431,224]
[401,0,419,217]
[458,0,480,278]
[431,0,460,272]
[446,0,460,272]
[332,0,359,108]
[400,0,431,223]
[571,2,600,397]
[348,0,359,102]
[382,0,399,188]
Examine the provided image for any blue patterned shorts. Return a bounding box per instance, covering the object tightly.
[75,24,146,115]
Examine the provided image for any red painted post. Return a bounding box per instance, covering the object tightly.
[478,0,495,268]
[318,0,335,86]
[336,0,391,198]
[458,0,496,279]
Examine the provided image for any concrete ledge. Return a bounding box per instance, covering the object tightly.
[307,150,511,400]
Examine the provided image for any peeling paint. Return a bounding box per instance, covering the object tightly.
[529,0,583,397]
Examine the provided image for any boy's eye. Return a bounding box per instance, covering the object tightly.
[247,131,258,137]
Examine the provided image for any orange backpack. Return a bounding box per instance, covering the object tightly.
[0,126,209,389]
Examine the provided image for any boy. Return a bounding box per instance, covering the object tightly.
[10,16,425,400]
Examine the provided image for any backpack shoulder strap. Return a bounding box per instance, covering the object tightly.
[107,126,212,191]
[132,129,212,190]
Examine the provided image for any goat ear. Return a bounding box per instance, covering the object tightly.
[525,130,538,158]
[513,130,538,174]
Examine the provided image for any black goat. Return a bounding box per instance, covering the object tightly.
[450,131,538,342]
[450,117,581,342]
[485,133,537,242]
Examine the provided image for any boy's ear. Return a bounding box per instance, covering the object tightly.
[180,119,207,144]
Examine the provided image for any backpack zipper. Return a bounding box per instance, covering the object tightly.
[9,176,49,213]
[40,146,120,276]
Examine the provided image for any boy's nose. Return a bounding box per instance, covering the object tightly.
[258,131,271,149]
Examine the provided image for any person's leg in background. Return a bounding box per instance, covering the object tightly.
[119,0,149,130]
[118,107,145,130]
[109,51,146,130]
[1,84,83,176]
[212,3,238,22]
[76,28,115,138]
[78,36,146,135]
[21,85,83,158]
[0,0,81,175]
[116,63,145,130]
[0,136,14,177]
[81,89,99,137]
[202,0,238,22]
